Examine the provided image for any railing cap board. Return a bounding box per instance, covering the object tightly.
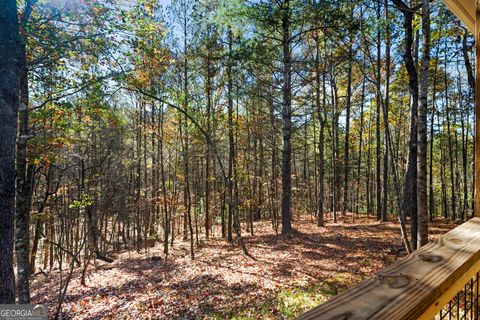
[299,218,480,320]
[442,0,475,33]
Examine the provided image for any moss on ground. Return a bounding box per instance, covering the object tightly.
[203,273,355,319]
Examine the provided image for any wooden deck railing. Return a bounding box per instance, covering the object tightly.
[299,218,480,320]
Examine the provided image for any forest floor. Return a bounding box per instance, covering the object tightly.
[31,214,456,320]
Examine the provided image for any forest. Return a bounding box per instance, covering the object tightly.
[0,0,476,318]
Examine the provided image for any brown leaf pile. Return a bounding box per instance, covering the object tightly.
[31,215,455,319]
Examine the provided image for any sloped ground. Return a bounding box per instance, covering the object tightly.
[31,215,455,319]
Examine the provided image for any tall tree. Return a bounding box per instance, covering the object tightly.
[382,0,390,222]
[227,30,235,242]
[0,0,20,303]
[392,0,419,249]
[15,0,36,303]
[315,31,325,227]
[417,0,430,247]
[342,4,354,217]
[281,0,293,234]
[376,0,383,221]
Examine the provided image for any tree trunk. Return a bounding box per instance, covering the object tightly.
[462,30,475,93]
[342,30,353,217]
[462,29,475,219]
[392,0,419,249]
[315,32,325,227]
[269,74,279,234]
[375,0,382,221]
[135,101,142,251]
[205,40,212,239]
[417,0,430,248]
[15,1,35,299]
[281,0,292,234]
[445,42,456,221]
[0,0,20,303]
[332,80,339,223]
[429,49,439,222]
[382,0,390,222]
[355,76,366,216]
[227,30,235,242]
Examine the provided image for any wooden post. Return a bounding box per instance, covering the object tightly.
[476,5,480,308]
[476,1,480,217]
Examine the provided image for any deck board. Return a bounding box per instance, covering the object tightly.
[299,218,480,320]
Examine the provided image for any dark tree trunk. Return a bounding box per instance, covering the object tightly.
[332,80,339,223]
[0,0,20,303]
[382,0,390,222]
[160,104,169,256]
[440,131,449,219]
[135,101,142,251]
[205,37,212,239]
[429,49,440,222]
[280,0,292,234]
[375,0,382,221]
[15,0,35,300]
[315,32,324,227]
[355,75,366,216]
[366,109,373,216]
[268,75,279,235]
[181,13,194,259]
[417,0,430,247]
[462,30,475,93]
[227,30,235,242]
[342,33,353,217]
[461,30,475,218]
[392,0,419,250]
[444,42,456,221]
[460,79,468,221]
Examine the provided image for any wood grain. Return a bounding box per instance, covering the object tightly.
[298,219,480,320]
[475,1,480,218]
[442,0,475,32]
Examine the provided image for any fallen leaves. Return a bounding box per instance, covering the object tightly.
[30,215,455,319]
